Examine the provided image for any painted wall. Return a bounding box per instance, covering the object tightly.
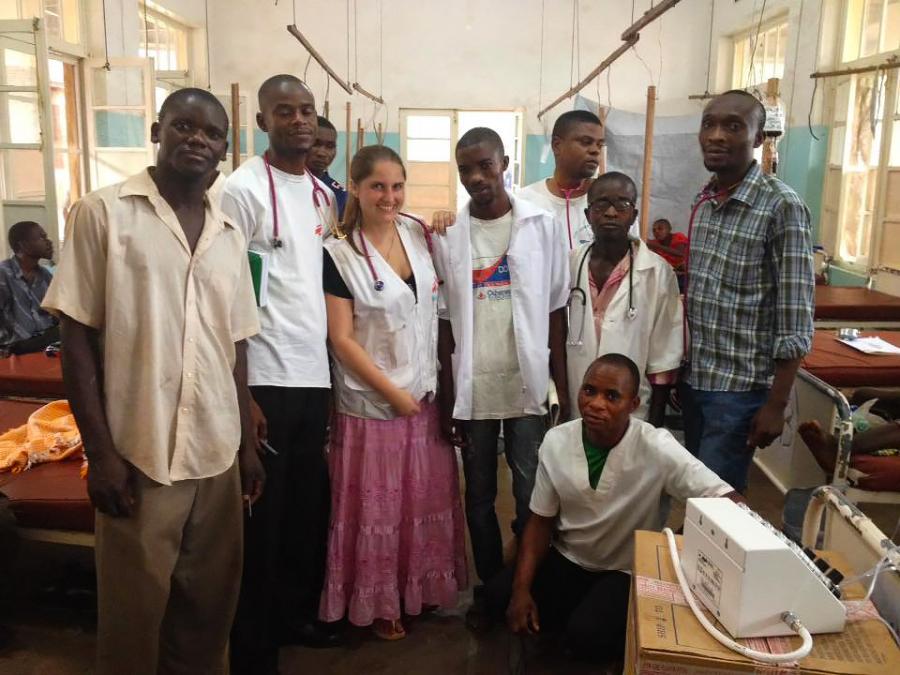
[86,0,837,240]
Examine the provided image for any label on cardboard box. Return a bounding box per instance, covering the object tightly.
[629,531,900,674]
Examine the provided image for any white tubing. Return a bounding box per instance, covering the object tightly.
[663,527,815,664]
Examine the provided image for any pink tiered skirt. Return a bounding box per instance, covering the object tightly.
[318,400,468,626]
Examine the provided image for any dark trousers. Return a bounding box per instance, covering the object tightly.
[678,382,769,492]
[485,547,631,663]
[230,386,331,675]
[462,416,546,583]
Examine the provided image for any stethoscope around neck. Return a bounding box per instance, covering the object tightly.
[566,242,637,347]
[352,212,435,292]
[262,151,331,248]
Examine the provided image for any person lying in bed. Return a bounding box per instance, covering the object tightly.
[799,389,900,492]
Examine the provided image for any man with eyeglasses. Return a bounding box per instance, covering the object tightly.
[565,172,682,428]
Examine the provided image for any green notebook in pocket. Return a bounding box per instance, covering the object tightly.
[247,249,270,307]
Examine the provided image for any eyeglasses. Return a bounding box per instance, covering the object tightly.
[588,198,635,215]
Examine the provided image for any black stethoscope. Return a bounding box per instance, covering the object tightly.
[354,212,435,292]
[567,242,637,347]
[262,151,331,248]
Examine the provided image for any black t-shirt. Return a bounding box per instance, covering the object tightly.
[323,249,417,300]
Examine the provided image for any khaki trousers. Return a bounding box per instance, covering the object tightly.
[95,461,242,675]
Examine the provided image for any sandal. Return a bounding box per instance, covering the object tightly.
[373,618,406,641]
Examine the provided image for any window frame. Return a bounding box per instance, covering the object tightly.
[822,0,900,273]
[730,13,790,94]
[138,2,192,82]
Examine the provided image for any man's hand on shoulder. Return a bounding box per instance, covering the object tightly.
[429,210,456,236]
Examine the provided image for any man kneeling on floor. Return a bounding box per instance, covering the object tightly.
[488,353,740,665]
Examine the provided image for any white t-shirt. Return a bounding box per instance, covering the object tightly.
[530,418,732,572]
[518,179,640,250]
[220,155,335,388]
[470,211,526,419]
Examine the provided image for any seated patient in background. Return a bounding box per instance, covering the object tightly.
[0,221,58,354]
[647,218,687,292]
[488,354,738,667]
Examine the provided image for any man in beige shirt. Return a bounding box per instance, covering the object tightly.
[43,88,263,675]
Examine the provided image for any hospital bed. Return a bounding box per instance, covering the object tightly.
[802,487,900,637]
[754,332,900,505]
[0,399,93,547]
[815,286,900,329]
[0,352,66,399]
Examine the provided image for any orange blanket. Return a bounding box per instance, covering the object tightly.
[0,400,83,474]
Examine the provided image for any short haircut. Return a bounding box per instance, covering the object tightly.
[552,109,602,139]
[456,127,504,155]
[588,171,637,201]
[258,74,310,108]
[158,88,228,131]
[718,89,766,135]
[317,115,336,133]
[653,218,671,227]
[585,353,641,397]
[8,220,40,253]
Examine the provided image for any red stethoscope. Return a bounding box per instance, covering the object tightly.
[356,212,434,292]
[262,151,331,248]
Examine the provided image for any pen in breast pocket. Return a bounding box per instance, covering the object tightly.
[261,439,278,455]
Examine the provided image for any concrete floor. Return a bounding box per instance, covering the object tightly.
[1,457,898,675]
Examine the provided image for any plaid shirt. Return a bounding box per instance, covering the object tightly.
[0,256,56,347]
[685,162,814,391]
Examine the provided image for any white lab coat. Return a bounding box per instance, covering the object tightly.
[432,193,569,420]
[325,214,439,420]
[566,240,683,419]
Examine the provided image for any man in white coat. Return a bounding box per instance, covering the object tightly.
[433,128,569,600]
[566,172,682,427]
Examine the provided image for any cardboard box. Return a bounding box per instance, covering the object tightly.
[626,530,900,674]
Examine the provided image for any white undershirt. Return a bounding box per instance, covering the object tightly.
[470,211,526,419]
[220,155,334,388]
[530,418,731,572]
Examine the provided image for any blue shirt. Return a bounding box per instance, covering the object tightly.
[320,171,348,220]
[685,162,814,391]
[0,256,57,347]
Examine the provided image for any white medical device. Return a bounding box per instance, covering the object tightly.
[680,498,846,638]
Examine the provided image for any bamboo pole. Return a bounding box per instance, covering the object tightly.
[323,100,330,119]
[357,118,364,151]
[377,122,384,145]
[810,59,900,79]
[286,24,353,94]
[230,83,241,171]
[538,37,637,119]
[639,86,656,241]
[352,82,384,104]
[761,78,780,175]
[345,102,352,178]
[621,0,684,40]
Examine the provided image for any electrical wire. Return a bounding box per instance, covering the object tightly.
[663,528,816,664]
[101,0,111,69]
[746,0,768,90]
[537,0,545,112]
[303,52,312,81]
[569,0,577,89]
[704,0,715,94]
[346,0,351,83]
[353,0,359,82]
[204,0,212,87]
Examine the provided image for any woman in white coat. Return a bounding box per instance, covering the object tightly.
[565,172,683,425]
[319,146,467,640]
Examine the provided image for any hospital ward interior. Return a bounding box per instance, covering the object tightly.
[2,0,900,673]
